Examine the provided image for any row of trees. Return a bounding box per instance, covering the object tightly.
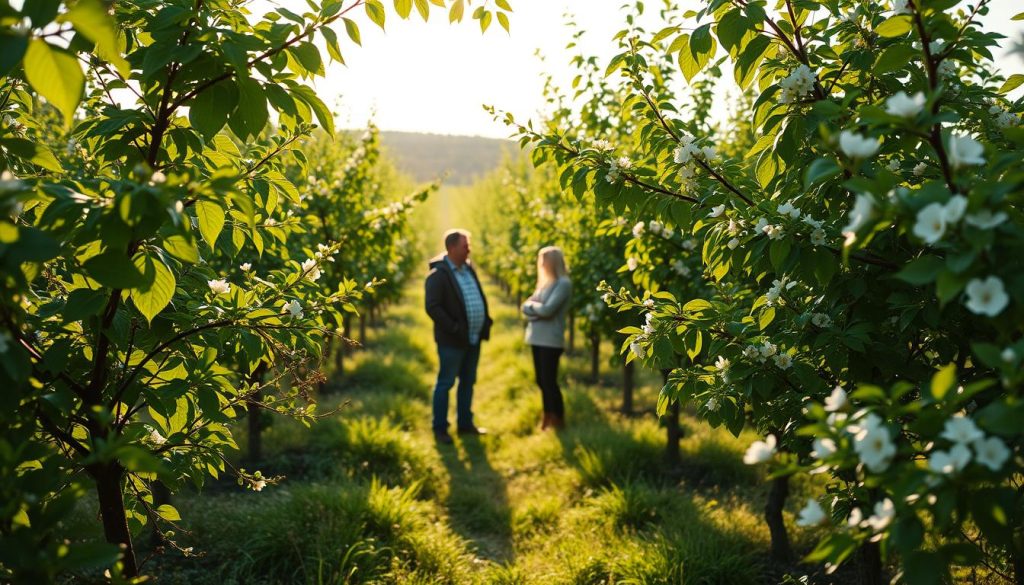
[0,0,508,581]
[494,0,1022,583]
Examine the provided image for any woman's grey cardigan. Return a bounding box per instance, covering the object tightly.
[521,276,572,348]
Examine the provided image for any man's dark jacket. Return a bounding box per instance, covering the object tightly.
[425,255,493,347]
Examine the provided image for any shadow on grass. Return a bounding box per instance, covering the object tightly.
[435,436,514,566]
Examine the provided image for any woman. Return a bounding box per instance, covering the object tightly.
[522,246,572,430]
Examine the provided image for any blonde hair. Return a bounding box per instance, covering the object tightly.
[535,246,569,292]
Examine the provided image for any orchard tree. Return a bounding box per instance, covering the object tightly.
[504,0,1024,581]
[0,0,511,580]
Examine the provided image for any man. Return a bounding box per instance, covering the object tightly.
[425,229,493,444]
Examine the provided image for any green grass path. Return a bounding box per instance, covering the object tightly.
[137,278,811,584]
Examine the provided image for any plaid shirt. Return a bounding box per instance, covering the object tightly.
[446,257,485,345]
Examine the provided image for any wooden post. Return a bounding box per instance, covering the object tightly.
[590,329,600,382]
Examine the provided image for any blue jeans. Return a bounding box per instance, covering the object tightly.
[432,344,481,431]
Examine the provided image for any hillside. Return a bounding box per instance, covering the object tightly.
[379,131,517,185]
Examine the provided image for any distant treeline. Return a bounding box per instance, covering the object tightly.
[375,131,518,186]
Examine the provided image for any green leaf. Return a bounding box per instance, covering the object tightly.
[998,74,1024,95]
[496,11,509,32]
[1,137,62,172]
[189,81,239,141]
[449,0,464,23]
[495,0,512,10]
[394,0,412,19]
[229,78,268,140]
[130,255,176,323]
[343,17,362,45]
[366,0,386,28]
[413,0,430,20]
[59,0,130,76]
[759,306,775,330]
[196,201,226,248]
[929,363,956,401]
[0,31,29,78]
[798,156,839,188]
[162,234,199,264]
[875,15,912,37]
[873,44,917,75]
[291,84,335,136]
[23,39,84,128]
[156,504,181,522]
[895,255,943,285]
[83,250,149,289]
[290,41,324,77]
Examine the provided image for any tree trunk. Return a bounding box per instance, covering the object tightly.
[590,329,600,382]
[92,463,138,577]
[247,363,267,461]
[567,310,575,355]
[1013,540,1023,585]
[663,370,681,465]
[622,360,635,414]
[765,475,793,562]
[359,312,366,346]
[248,387,262,462]
[859,540,883,585]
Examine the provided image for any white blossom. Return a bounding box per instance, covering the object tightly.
[940,414,984,445]
[973,436,1010,471]
[964,209,1007,229]
[253,479,267,492]
[632,221,646,237]
[630,341,645,359]
[853,416,896,472]
[283,299,304,320]
[743,434,777,465]
[810,228,828,246]
[672,259,691,277]
[207,279,231,295]
[912,202,948,244]
[764,224,785,240]
[944,195,968,223]
[1002,347,1017,363]
[705,397,720,411]
[929,443,971,475]
[964,276,1009,317]
[891,0,910,14]
[0,332,10,354]
[742,345,760,360]
[946,135,985,168]
[777,201,801,219]
[865,499,895,532]
[839,131,880,158]
[778,64,816,104]
[149,429,167,446]
[812,438,837,459]
[709,204,726,218]
[824,386,848,412]
[796,499,828,527]
[727,237,740,250]
[681,238,698,251]
[773,353,793,370]
[759,341,778,359]
[301,258,322,281]
[0,170,25,193]
[886,158,901,172]
[240,263,252,272]
[811,313,832,328]
[643,299,655,310]
[885,91,925,118]
[913,162,928,176]
[843,194,874,234]
[648,220,663,235]
[626,257,639,271]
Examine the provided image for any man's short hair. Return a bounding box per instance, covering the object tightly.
[444,229,470,249]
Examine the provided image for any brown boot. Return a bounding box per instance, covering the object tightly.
[540,413,551,430]
[549,414,565,430]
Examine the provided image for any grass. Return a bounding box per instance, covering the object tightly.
[60,278,832,584]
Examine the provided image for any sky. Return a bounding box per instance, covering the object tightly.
[269,0,1024,139]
